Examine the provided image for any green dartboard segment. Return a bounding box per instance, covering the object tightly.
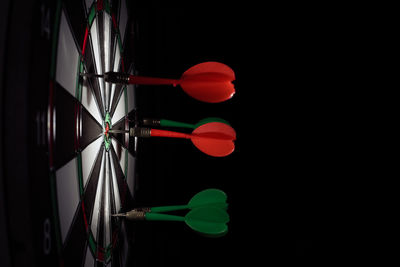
[104,112,111,151]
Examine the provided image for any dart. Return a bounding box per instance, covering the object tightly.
[142,117,230,129]
[109,122,236,157]
[112,189,229,237]
[114,207,229,237]
[81,62,235,103]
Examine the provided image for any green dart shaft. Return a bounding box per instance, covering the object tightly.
[142,119,194,129]
[143,117,231,129]
[145,213,185,222]
[149,189,228,213]
[160,119,194,129]
[150,202,228,213]
[150,205,189,213]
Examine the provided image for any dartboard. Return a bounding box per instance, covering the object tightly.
[1,0,138,266]
[49,0,138,266]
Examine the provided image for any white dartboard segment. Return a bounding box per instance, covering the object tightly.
[56,10,80,97]
[55,157,80,244]
[81,75,103,125]
[90,149,105,241]
[119,0,128,45]
[81,137,103,188]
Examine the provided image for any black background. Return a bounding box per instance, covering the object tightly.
[127,3,349,265]
[128,6,251,267]
[127,4,319,266]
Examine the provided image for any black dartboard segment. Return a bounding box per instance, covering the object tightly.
[47,1,138,266]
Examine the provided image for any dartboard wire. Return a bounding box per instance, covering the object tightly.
[82,146,121,265]
[95,151,108,264]
[109,146,122,242]
[103,12,114,112]
[106,150,122,263]
[91,147,106,262]
[109,136,129,181]
[80,3,106,123]
[109,62,135,120]
[108,20,120,111]
[95,2,114,116]
[109,9,128,119]
[87,12,106,117]
[80,53,105,123]
[109,143,134,208]
[104,151,113,262]
[107,8,126,116]
[96,9,107,114]
[80,143,102,219]
[92,148,117,264]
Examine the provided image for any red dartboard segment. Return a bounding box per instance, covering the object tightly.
[81,27,89,56]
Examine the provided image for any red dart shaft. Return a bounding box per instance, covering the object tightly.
[128,75,180,86]
[150,129,191,139]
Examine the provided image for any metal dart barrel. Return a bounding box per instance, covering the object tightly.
[108,128,152,138]
[80,72,130,84]
[103,72,130,84]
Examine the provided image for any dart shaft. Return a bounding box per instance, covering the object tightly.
[129,76,180,86]
[103,71,179,85]
[125,127,190,139]
[160,119,194,129]
[111,127,233,140]
[142,118,194,129]
[150,205,189,213]
[145,213,185,222]
[150,129,191,139]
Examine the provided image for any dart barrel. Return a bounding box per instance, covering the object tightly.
[142,118,161,126]
[125,210,147,220]
[129,127,151,138]
[103,71,130,84]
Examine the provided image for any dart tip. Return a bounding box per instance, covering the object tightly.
[108,129,129,134]
[111,213,126,217]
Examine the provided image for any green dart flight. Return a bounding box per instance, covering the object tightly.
[112,189,229,237]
